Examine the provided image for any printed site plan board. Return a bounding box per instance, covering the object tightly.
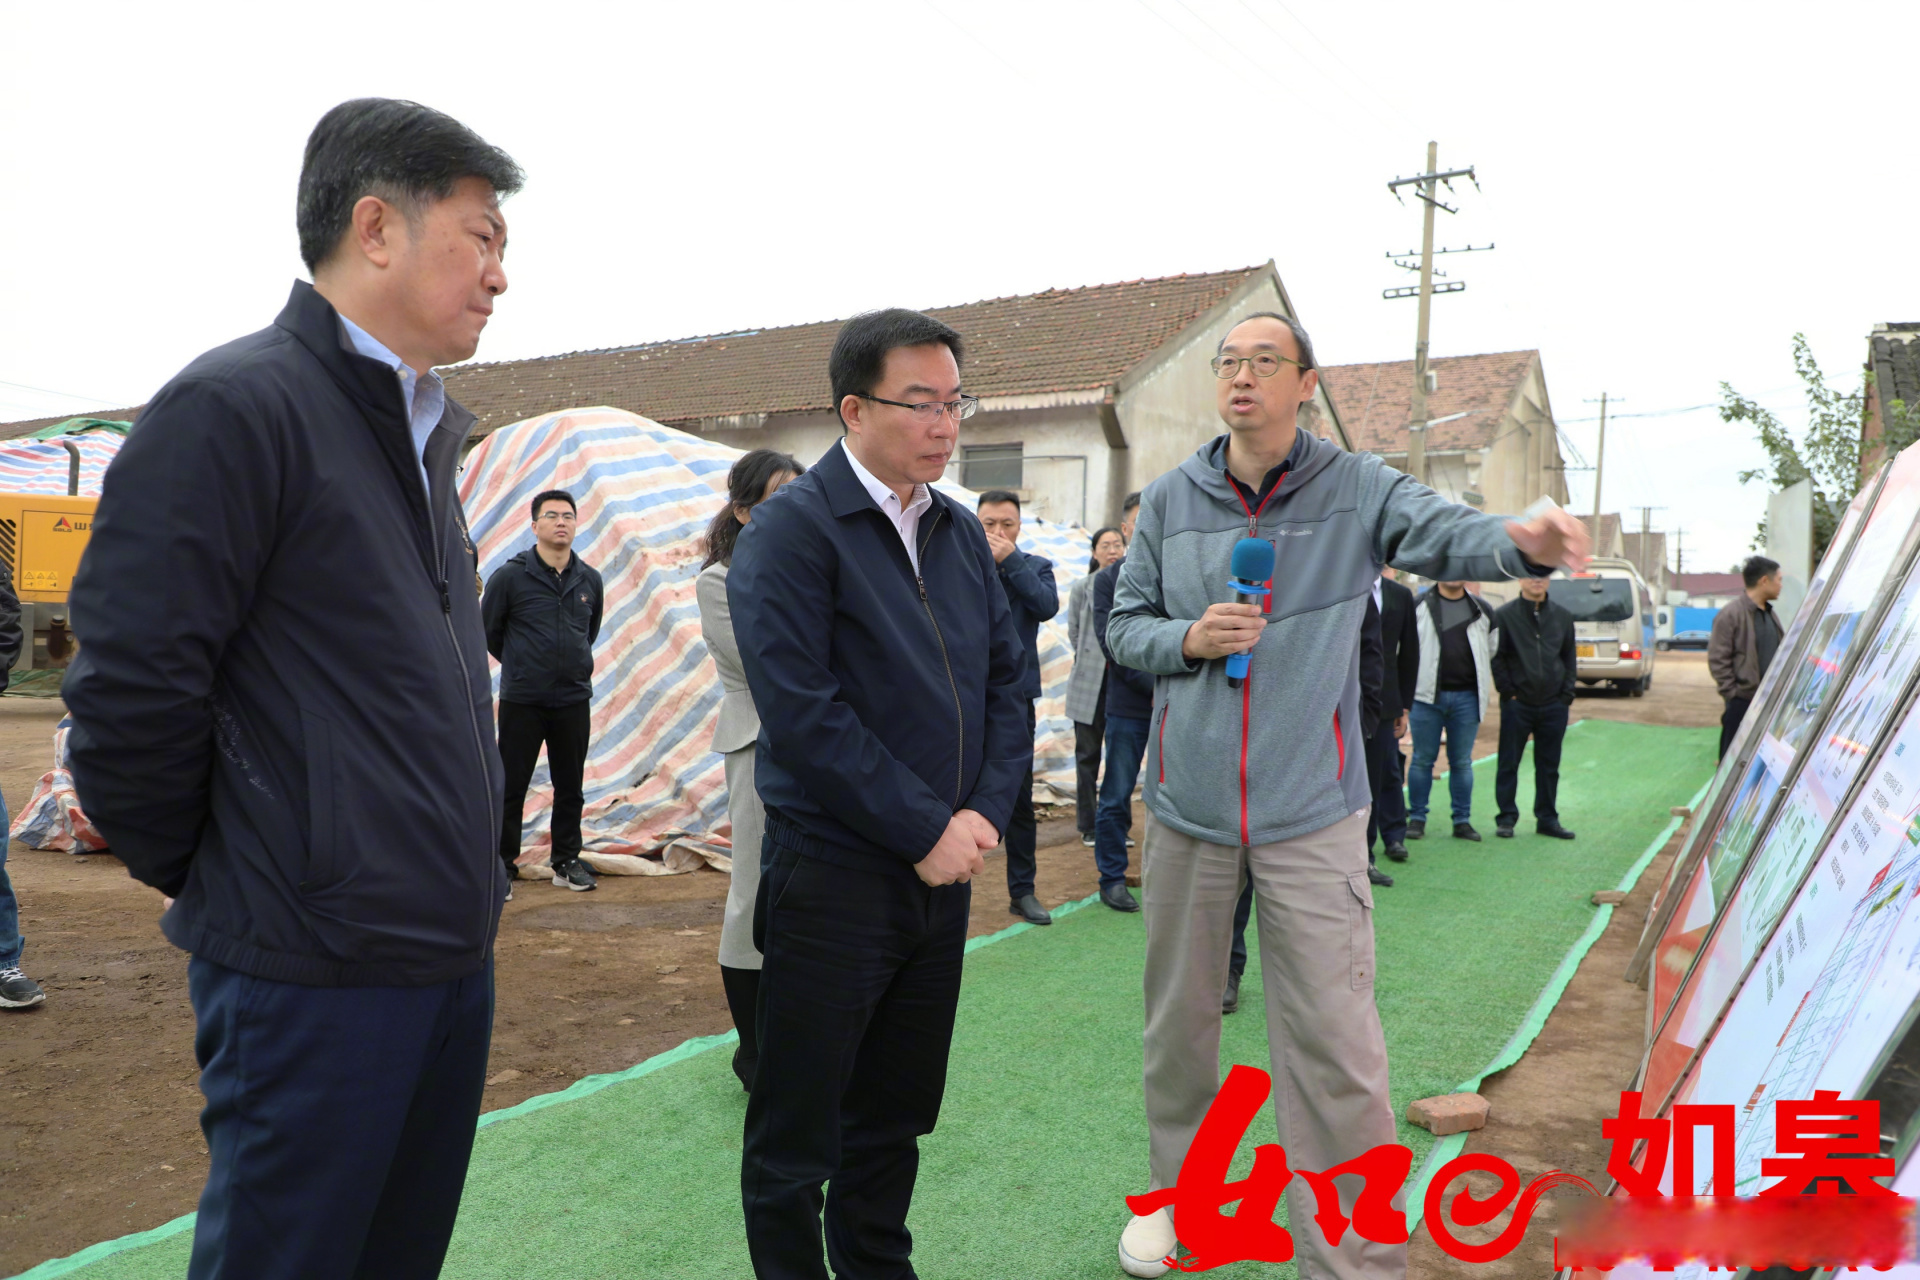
[1591,438,1920,1276]
[1638,446,1920,1108]
[1628,475,1880,997]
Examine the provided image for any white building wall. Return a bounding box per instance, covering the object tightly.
[1113,276,1344,524]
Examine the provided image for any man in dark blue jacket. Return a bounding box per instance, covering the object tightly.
[976,488,1059,925]
[62,99,518,1280]
[1092,534,1152,913]
[728,308,1027,1280]
[483,488,606,893]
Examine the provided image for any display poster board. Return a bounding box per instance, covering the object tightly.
[1641,452,1920,1050]
[1643,454,1920,1105]
[1633,477,1878,987]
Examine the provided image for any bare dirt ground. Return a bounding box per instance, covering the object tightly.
[0,655,1720,1275]
[0,697,1129,1276]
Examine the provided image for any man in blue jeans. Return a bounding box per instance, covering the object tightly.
[1091,513,1149,914]
[1407,580,1499,841]
[0,570,35,1010]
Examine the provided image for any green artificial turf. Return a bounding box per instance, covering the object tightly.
[18,719,1716,1280]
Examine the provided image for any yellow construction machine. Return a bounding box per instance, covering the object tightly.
[0,430,110,670]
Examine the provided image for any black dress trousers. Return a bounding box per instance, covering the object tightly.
[742,844,970,1280]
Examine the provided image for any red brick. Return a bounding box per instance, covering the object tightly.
[1406,1093,1489,1135]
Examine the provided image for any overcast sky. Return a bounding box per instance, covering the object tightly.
[4,1,1911,571]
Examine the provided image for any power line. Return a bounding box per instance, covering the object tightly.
[1261,0,1415,131]
[0,375,139,406]
[1230,0,1403,136]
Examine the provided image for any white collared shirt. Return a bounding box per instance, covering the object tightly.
[840,438,933,573]
[338,314,446,500]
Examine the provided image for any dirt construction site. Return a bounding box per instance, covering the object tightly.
[0,654,1725,1278]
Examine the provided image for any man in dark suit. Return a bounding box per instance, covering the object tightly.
[63,99,518,1278]
[976,490,1060,925]
[727,308,1028,1280]
[1372,568,1420,864]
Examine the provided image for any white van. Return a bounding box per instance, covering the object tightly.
[1547,558,1657,697]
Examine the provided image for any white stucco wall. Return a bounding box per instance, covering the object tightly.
[1112,275,1344,524]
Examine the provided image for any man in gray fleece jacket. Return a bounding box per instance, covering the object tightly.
[1106,312,1588,1279]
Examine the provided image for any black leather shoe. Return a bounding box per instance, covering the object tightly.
[1010,894,1053,925]
[1101,882,1141,913]
[1367,865,1395,887]
[1495,824,1515,839]
[1384,842,1409,862]
[1452,823,1482,842]
[1405,819,1426,840]
[731,1046,757,1093]
[1222,970,1241,1015]
[1537,821,1578,840]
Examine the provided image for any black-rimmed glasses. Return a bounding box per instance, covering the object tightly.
[857,393,980,422]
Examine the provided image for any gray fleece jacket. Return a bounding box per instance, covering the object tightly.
[1107,431,1543,848]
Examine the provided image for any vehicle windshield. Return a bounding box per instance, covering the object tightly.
[1549,577,1636,623]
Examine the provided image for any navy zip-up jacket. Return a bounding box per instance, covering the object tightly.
[995,549,1058,699]
[727,443,1029,876]
[482,546,604,707]
[1093,558,1155,720]
[63,281,506,987]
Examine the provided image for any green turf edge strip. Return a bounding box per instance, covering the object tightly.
[6,1214,198,1280]
[6,884,1107,1280]
[1399,772,1712,1236]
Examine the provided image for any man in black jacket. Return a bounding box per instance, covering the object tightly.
[977,489,1060,925]
[728,309,1027,1280]
[1092,535,1152,914]
[483,488,606,893]
[63,100,517,1280]
[1372,569,1419,863]
[1490,575,1579,840]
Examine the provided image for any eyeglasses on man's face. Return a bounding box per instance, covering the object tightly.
[1210,352,1305,380]
[537,510,577,522]
[857,393,980,423]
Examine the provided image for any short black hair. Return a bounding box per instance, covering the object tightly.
[829,309,964,428]
[1122,491,1142,515]
[531,489,576,521]
[298,98,525,272]
[1218,311,1317,371]
[977,490,1021,511]
[1743,554,1781,588]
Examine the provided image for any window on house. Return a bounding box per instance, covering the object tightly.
[962,443,1023,491]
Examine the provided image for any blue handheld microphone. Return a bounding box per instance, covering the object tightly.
[1225,537,1274,689]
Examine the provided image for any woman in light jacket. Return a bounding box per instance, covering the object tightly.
[696,448,803,1091]
[1065,526,1127,848]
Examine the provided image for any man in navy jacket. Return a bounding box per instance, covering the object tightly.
[63,99,518,1280]
[728,308,1027,1280]
[976,488,1060,925]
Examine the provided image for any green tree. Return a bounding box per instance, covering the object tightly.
[1720,334,1920,563]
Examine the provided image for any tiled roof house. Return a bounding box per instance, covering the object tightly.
[0,264,1339,528]
[1318,349,1570,517]
[441,262,1341,527]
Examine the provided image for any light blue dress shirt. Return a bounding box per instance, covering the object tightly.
[338,314,446,500]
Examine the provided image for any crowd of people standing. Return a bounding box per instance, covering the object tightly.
[34,92,1597,1280]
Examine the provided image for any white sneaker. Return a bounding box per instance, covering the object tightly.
[1118,1207,1176,1277]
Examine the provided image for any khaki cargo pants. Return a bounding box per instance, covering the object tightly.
[1141,808,1405,1280]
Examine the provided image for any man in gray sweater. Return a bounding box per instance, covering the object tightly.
[1105,312,1588,1279]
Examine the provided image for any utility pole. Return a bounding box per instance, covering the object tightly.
[1408,142,1437,488]
[1585,393,1623,527]
[1385,146,1489,488]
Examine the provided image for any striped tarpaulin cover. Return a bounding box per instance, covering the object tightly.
[0,429,123,496]
[460,407,1094,875]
